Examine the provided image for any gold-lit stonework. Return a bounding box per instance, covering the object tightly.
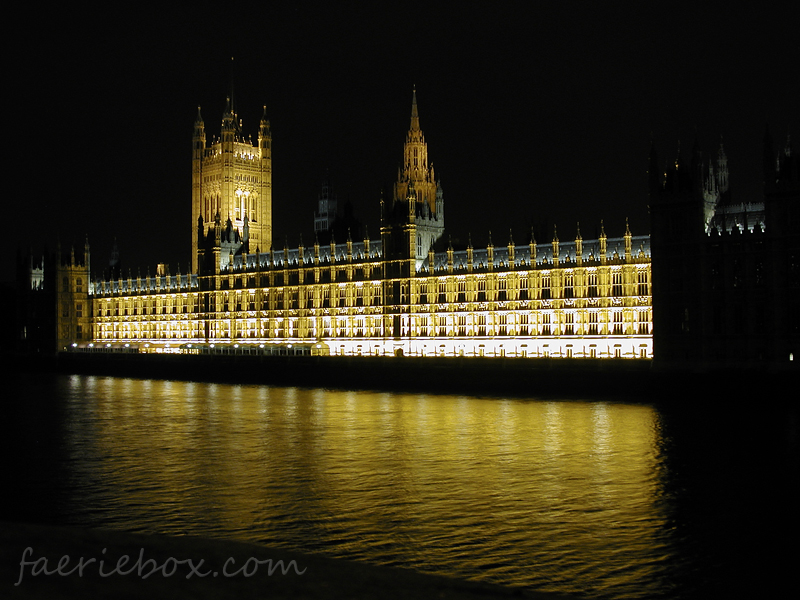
[191,100,272,273]
[66,91,653,358]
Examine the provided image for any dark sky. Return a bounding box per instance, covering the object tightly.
[8,2,798,282]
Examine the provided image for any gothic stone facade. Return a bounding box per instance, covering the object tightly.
[64,92,655,358]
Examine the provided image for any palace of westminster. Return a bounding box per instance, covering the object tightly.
[17,90,799,365]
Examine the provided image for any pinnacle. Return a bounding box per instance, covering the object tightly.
[410,87,420,131]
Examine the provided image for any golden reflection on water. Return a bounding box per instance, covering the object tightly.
[63,376,670,599]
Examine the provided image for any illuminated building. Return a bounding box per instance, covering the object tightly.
[33,90,654,358]
[191,99,272,273]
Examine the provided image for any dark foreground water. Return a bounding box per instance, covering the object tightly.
[5,373,797,598]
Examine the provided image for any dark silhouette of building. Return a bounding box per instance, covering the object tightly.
[649,131,799,367]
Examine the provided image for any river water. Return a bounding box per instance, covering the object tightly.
[6,373,796,598]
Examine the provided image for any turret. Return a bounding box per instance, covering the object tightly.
[624,218,632,263]
[221,96,236,144]
[84,236,91,275]
[552,226,559,267]
[599,221,607,265]
[193,107,206,157]
[258,105,271,155]
[466,234,473,272]
[487,231,494,271]
[447,237,454,273]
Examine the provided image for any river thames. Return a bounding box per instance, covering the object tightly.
[6,372,796,598]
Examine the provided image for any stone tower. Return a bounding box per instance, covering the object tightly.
[392,89,444,269]
[191,100,272,272]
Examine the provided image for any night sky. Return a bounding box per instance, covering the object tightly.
[9,3,797,283]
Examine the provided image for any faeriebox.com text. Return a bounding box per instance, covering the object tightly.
[15,546,307,585]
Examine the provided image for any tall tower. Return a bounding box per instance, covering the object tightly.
[191,100,272,272]
[314,175,338,233]
[392,88,444,269]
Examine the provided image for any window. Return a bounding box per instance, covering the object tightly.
[613,311,623,335]
[638,270,649,295]
[612,271,623,296]
[588,312,598,335]
[542,312,551,336]
[519,277,529,300]
[638,310,650,335]
[541,274,551,300]
[588,272,598,298]
[564,273,574,299]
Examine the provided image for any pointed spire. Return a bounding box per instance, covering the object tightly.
[228,56,236,113]
[410,86,420,131]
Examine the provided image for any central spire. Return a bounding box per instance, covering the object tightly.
[396,87,432,207]
[410,85,420,131]
[390,88,445,269]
